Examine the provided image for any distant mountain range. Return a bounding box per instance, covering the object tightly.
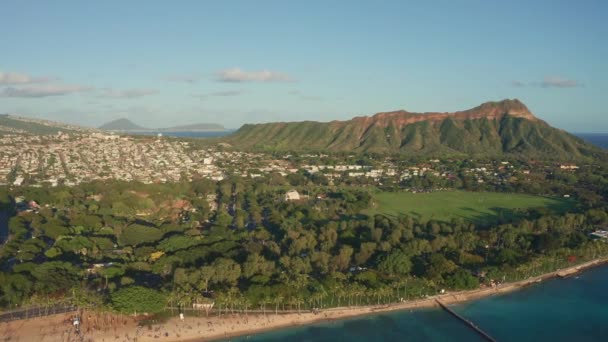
[2,105,606,161]
[99,118,226,132]
[223,99,606,160]
[0,114,88,135]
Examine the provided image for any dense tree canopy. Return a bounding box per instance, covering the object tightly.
[0,155,607,314]
[111,286,166,314]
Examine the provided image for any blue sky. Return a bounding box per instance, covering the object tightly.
[1,0,606,131]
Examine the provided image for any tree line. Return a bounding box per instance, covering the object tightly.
[0,157,607,315]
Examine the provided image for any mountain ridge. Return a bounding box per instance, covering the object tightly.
[344,99,539,128]
[98,118,226,132]
[0,114,88,135]
[223,99,604,160]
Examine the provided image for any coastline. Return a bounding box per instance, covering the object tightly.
[2,257,606,342]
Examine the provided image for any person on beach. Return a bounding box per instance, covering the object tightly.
[73,316,81,334]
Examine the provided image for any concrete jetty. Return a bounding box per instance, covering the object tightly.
[436,300,497,342]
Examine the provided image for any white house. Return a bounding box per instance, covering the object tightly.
[284,190,301,201]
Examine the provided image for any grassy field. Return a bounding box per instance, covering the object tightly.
[372,191,575,224]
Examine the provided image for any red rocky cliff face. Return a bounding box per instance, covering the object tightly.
[341,99,538,129]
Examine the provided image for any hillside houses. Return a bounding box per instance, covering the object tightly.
[0,133,228,186]
[0,132,585,191]
[560,164,579,170]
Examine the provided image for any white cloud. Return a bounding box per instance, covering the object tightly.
[194,90,245,100]
[165,74,204,84]
[541,76,579,88]
[216,68,293,83]
[0,70,92,97]
[98,88,158,99]
[509,80,525,88]
[209,90,244,97]
[0,84,93,98]
[0,70,55,85]
[301,95,324,101]
[511,76,581,88]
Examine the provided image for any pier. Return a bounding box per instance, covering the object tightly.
[436,300,497,342]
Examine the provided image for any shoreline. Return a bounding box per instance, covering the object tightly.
[2,257,606,342]
[205,257,608,341]
[202,257,608,342]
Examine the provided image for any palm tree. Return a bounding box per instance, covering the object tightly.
[380,286,392,305]
[374,287,382,305]
[227,287,240,314]
[273,295,284,315]
[241,297,251,316]
[336,286,347,307]
[392,278,409,302]
[309,289,327,309]
[345,284,357,306]
[352,283,367,306]
[294,295,304,313]
[260,295,271,316]
[167,289,181,314]
[287,296,297,311]
[343,284,353,306]
[215,292,227,316]
[329,284,341,307]
[318,289,328,308]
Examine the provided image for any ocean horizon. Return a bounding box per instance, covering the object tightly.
[575,133,608,148]
[224,264,608,342]
[129,130,235,138]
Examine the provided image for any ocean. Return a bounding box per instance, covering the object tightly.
[129,131,234,138]
[575,133,608,148]
[226,265,608,342]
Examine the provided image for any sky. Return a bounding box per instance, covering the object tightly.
[1,0,607,132]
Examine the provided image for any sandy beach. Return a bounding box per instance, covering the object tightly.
[2,257,606,342]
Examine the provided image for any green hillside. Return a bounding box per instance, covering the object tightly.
[0,115,77,135]
[222,100,603,160]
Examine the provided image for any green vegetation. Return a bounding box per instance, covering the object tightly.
[372,191,575,224]
[223,100,603,160]
[0,152,607,317]
[111,286,166,314]
[0,190,11,209]
[0,115,75,135]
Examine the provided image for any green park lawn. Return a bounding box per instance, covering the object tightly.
[372,190,575,224]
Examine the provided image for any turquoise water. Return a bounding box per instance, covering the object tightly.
[227,308,484,341]
[225,265,608,341]
[459,265,608,341]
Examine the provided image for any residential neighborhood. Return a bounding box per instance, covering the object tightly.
[0,132,582,193]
